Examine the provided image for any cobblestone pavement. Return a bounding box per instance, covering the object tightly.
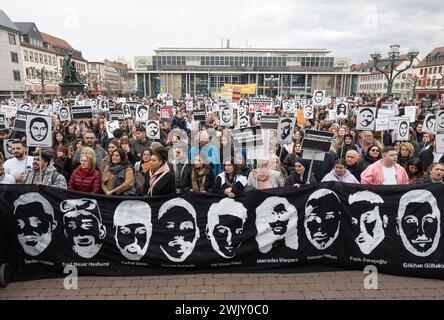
[1,270,444,300]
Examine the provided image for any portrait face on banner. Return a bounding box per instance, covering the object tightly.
[398,190,440,257]
[313,90,325,105]
[146,120,160,139]
[105,120,119,138]
[100,99,109,111]
[303,105,313,119]
[398,120,409,140]
[435,110,444,132]
[60,199,106,259]
[114,201,152,261]
[4,139,14,159]
[277,118,295,144]
[304,189,341,250]
[158,198,199,263]
[206,198,247,259]
[136,105,148,121]
[59,107,71,121]
[282,100,290,111]
[14,193,57,257]
[220,107,233,126]
[20,103,32,112]
[237,105,247,117]
[255,197,298,254]
[238,115,250,129]
[356,107,376,130]
[423,114,436,134]
[336,103,348,118]
[348,191,387,255]
[29,117,48,142]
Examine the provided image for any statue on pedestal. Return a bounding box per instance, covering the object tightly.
[62,53,82,84]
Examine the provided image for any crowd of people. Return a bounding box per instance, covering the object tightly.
[0,93,443,196]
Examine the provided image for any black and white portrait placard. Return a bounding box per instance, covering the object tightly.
[237,115,250,129]
[136,105,148,122]
[435,110,444,133]
[397,119,410,141]
[219,107,233,127]
[99,99,109,111]
[74,100,86,107]
[26,115,52,148]
[312,90,326,106]
[146,120,160,140]
[8,98,17,107]
[237,104,248,118]
[122,104,132,119]
[336,102,348,119]
[0,112,8,130]
[303,105,314,120]
[19,103,33,112]
[58,106,71,121]
[356,107,376,131]
[436,134,444,153]
[422,114,436,134]
[277,117,296,144]
[3,139,14,159]
[105,120,119,138]
[282,100,291,112]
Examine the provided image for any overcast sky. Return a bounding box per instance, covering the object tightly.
[3,0,444,66]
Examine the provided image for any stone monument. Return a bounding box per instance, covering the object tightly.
[59,53,84,96]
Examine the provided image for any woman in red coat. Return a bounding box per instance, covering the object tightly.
[68,153,102,194]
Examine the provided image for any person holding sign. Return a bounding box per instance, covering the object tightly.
[23,150,67,188]
[0,157,15,184]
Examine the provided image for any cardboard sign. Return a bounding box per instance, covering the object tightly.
[336,102,348,119]
[1,105,17,118]
[219,107,233,127]
[356,107,376,131]
[403,106,417,123]
[193,110,206,122]
[0,112,8,130]
[435,110,444,133]
[375,118,390,131]
[99,99,109,111]
[260,115,280,130]
[237,115,250,129]
[231,126,263,150]
[312,90,326,106]
[26,115,52,148]
[72,105,93,120]
[122,104,132,119]
[301,129,335,152]
[377,109,396,118]
[136,105,148,122]
[303,105,314,120]
[277,117,296,144]
[13,110,36,132]
[3,139,14,159]
[248,97,273,113]
[110,111,124,121]
[436,134,444,153]
[397,119,410,141]
[160,107,173,121]
[58,106,71,121]
[422,114,436,134]
[105,120,120,138]
[146,120,160,140]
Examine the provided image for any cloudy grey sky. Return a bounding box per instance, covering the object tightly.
[3,0,444,66]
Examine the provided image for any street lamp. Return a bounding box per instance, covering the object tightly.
[370,44,419,96]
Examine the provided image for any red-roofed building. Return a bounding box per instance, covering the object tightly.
[413,46,444,100]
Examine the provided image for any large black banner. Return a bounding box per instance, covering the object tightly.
[1,183,444,281]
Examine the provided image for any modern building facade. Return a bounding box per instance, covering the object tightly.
[0,10,25,98]
[132,47,363,98]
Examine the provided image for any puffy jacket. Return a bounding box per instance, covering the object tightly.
[321,169,360,183]
[360,160,409,185]
[68,167,102,193]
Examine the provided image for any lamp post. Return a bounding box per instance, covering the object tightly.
[370,44,419,96]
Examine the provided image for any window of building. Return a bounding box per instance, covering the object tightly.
[39,53,43,64]
[434,67,437,74]
[11,52,18,63]
[8,33,16,45]
[13,70,21,81]
[44,55,48,64]
[29,52,34,62]
[439,66,443,74]
[53,57,57,66]
[24,50,28,61]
